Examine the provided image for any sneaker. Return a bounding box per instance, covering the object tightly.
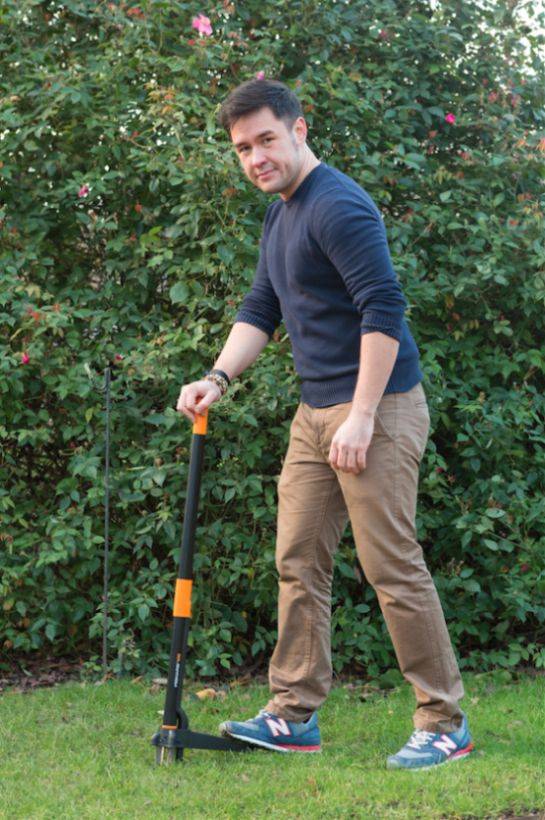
[386,713,474,770]
[219,709,321,753]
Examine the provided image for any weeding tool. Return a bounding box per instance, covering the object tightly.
[151,410,248,763]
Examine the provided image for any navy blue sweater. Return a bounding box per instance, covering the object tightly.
[236,162,422,407]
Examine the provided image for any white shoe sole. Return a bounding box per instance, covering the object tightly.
[221,730,321,754]
[388,746,475,772]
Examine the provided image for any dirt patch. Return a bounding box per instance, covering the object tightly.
[492,814,545,819]
[0,656,85,693]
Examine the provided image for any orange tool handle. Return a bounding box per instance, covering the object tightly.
[192,409,208,435]
[173,578,193,619]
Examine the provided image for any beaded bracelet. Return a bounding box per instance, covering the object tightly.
[207,368,231,386]
[203,369,230,396]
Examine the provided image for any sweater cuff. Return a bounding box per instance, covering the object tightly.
[360,310,403,342]
[235,310,277,339]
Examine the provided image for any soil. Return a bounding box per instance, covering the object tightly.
[0,655,86,693]
[1,656,543,696]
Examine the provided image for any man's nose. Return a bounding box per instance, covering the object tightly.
[251,147,267,167]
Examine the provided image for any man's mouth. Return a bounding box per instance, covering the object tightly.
[258,169,275,180]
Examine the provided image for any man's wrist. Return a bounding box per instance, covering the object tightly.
[349,406,376,420]
[207,368,231,385]
[204,369,230,396]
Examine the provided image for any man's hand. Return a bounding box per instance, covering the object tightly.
[176,379,222,423]
[328,411,374,474]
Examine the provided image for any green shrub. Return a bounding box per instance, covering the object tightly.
[1,0,544,677]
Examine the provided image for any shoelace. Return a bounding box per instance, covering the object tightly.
[406,730,436,750]
[254,709,313,726]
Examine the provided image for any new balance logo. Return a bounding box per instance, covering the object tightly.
[265,717,291,737]
[433,735,458,755]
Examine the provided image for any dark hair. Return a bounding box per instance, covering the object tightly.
[217,78,303,135]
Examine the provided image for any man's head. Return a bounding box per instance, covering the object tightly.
[218,79,316,200]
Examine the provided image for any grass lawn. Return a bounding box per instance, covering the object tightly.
[0,671,543,819]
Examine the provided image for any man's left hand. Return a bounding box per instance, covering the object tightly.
[328,412,374,474]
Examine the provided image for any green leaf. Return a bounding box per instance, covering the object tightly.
[337,561,355,579]
[164,224,184,239]
[169,282,189,304]
[152,470,166,487]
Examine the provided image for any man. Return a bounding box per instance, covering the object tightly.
[176,78,474,769]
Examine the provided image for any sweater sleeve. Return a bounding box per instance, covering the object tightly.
[235,206,283,338]
[311,191,407,341]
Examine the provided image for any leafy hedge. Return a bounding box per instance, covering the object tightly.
[1,0,545,678]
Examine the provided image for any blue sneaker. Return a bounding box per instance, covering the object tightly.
[219,709,321,753]
[387,713,474,770]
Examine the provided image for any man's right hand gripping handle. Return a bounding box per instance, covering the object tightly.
[175,322,272,423]
[176,380,222,424]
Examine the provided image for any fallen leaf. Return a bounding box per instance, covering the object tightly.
[196,688,218,700]
[229,674,252,688]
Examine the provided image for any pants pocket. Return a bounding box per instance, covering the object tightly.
[374,411,396,440]
[410,382,429,409]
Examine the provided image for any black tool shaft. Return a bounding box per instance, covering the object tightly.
[162,430,206,727]
[179,433,205,579]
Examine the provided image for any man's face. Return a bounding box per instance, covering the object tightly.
[230,107,307,198]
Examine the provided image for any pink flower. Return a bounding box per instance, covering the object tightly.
[21,352,30,365]
[255,71,265,80]
[114,354,124,361]
[78,184,89,198]
[192,13,212,36]
[445,113,456,124]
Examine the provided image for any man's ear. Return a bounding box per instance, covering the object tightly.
[292,116,307,146]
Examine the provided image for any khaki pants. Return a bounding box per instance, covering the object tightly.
[265,383,464,733]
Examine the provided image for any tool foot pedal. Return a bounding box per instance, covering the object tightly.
[152,726,249,762]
